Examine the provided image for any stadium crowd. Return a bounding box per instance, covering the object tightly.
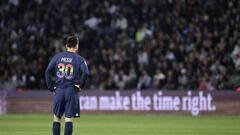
[0,0,239,90]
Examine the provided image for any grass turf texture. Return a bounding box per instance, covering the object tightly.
[0,115,240,135]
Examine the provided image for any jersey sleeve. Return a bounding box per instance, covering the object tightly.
[79,60,89,89]
[45,55,58,90]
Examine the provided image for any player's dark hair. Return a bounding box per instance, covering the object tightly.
[66,35,79,48]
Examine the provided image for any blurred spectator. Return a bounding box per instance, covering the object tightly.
[231,41,240,69]
[113,14,128,30]
[152,70,166,89]
[135,24,152,43]
[114,70,128,89]
[137,70,151,90]
[105,78,117,90]
[198,77,215,91]
[84,14,101,30]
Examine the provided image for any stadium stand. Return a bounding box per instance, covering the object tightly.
[0,0,239,90]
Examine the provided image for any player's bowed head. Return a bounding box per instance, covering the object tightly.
[65,35,79,53]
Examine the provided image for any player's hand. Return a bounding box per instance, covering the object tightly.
[74,84,81,92]
[50,86,56,93]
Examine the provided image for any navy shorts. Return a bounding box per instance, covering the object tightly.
[53,87,80,118]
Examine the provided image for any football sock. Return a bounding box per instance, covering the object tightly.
[53,122,61,135]
[64,122,73,135]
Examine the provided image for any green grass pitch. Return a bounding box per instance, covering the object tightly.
[0,114,240,135]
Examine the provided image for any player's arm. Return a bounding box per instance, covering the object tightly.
[76,60,89,90]
[45,55,57,92]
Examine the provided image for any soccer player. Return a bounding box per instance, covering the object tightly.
[45,35,89,135]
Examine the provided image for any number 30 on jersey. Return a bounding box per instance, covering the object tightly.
[57,63,74,79]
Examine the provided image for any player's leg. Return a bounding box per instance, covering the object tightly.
[52,115,61,135]
[64,88,80,135]
[64,117,73,135]
[52,90,65,135]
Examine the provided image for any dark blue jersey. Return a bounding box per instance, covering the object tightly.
[45,51,89,90]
